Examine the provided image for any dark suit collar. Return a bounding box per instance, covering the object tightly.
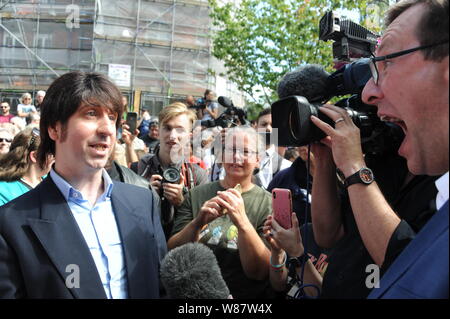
[28,176,107,298]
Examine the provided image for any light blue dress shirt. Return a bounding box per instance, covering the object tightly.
[50,169,128,299]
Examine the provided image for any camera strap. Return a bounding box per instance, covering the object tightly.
[182,163,196,190]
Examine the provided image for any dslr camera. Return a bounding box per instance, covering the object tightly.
[271,11,404,155]
[201,96,247,129]
[192,97,207,110]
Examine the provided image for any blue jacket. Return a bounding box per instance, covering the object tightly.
[369,200,449,299]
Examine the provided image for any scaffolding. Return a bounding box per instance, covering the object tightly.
[0,0,238,116]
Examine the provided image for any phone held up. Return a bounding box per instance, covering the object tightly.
[126,112,138,134]
[272,188,293,229]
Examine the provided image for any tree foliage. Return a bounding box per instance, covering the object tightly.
[209,0,379,114]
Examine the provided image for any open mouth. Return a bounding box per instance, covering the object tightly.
[90,143,108,153]
[380,115,406,132]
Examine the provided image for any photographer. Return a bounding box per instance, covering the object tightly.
[200,89,219,121]
[137,102,208,240]
[308,0,447,298]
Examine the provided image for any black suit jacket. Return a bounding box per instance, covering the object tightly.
[0,176,167,298]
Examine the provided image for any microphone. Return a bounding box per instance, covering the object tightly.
[160,243,231,299]
[217,96,234,108]
[277,64,330,102]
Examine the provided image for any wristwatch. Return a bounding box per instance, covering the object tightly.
[344,167,374,188]
[288,254,308,268]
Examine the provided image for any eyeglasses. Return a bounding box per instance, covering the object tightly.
[28,128,40,148]
[223,147,258,158]
[0,138,12,143]
[369,41,448,85]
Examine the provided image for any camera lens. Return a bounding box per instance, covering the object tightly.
[163,167,180,184]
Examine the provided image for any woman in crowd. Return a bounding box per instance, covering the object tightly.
[0,127,13,155]
[0,128,52,205]
[16,92,37,126]
[168,125,274,299]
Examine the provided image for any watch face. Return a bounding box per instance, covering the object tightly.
[359,168,374,184]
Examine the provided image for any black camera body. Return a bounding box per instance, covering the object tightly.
[271,11,404,155]
[319,11,378,62]
[192,97,207,110]
[201,96,247,129]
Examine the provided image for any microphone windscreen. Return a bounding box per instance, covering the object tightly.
[277,64,330,102]
[160,242,230,299]
[218,96,233,108]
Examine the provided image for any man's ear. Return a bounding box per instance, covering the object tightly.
[47,123,61,141]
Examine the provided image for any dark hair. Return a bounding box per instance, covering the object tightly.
[386,0,449,61]
[204,89,213,99]
[284,148,299,161]
[37,71,124,168]
[0,128,41,181]
[257,108,272,122]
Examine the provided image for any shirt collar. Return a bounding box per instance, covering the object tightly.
[435,171,449,210]
[264,144,275,159]
[50,168,114,202]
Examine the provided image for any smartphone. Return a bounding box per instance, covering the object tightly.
[272,188,293,229]
[126,112,138,133]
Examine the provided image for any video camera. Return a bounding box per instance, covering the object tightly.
[201,96,247,129]
[271,11,404,155]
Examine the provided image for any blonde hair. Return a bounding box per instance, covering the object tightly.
[158,102,197,129]
[20,92,32,104]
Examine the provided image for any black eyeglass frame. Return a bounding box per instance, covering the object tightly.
[369,40,449,85]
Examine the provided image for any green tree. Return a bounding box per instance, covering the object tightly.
[209,0,378,112]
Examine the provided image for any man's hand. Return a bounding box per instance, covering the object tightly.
[150,174,163,195]
[162,174,185,207]
[310,104,366,177]
[121,124,135,146]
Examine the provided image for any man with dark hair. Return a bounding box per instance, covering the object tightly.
[362,0,448,298]
[0,71,166,298]
[200,89,219,121]
[254,108,292,189]
[0,102,14,124]
[142,120,160,154]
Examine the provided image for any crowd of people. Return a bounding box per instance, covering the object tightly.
[0,0,447,300]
